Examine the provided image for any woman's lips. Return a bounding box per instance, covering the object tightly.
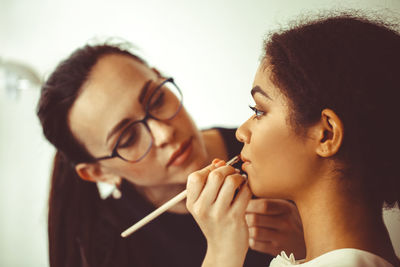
[240,153,250,163]
[167,137,193,167]
[240,153,250,171]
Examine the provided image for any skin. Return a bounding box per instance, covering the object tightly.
[186,59,398,266]
[68,53,306,256]
[69,54,212,211]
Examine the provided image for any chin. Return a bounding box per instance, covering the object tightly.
[189,146,208,169]
[173,163,201,184]
[247,180,260,196]
[183,160,204,179]
[248,185,264,198]
[248,179,272,198]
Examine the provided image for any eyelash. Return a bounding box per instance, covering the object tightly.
[249,105,266,119]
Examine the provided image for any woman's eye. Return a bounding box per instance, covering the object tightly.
[118,132,137,148]
[249,105,266,119]
[118,125,140,148]
[148,91,165,110]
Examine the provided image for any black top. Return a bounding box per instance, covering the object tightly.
[90,128,272,267]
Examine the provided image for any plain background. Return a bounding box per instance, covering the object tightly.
[1,0,399,266]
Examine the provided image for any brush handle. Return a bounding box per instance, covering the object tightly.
[121,189,187,237]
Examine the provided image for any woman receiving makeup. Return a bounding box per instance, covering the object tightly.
[37,43,305,267]
[186,14,400,267]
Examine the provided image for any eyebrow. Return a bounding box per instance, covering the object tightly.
[251,85,272,100]
[139,80,153,104]
[106,80,152,143]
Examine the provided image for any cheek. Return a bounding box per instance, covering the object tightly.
[108,156,167,186]
[175,107,197,130]
[248,126,312,198]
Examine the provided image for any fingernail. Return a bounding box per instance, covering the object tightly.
[235,168,241,173]
[212,158,221,165]
[242,173,248,179]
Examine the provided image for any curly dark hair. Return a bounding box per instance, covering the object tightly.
[264,14,400,208]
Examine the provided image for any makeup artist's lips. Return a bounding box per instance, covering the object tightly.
[166,137,193,167]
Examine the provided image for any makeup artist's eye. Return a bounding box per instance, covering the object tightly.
[118,123,141,148]
[249,105,266,119]
[148,88,165,111]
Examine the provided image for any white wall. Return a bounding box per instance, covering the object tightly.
[1,0,399,266]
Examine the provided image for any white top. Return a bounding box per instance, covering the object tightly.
[269,249,395,267]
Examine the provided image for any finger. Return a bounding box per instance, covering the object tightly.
[231,181,252,215]
[197,165,238,206]
[186,164,216,207]
[214,173,246,211]
[245,213,287,230]
[248,226,281,242]
[246,198,293,215]
[249,238,279,256]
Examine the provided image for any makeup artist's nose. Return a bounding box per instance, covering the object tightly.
[236,119,251,144]
[147,119,175,147]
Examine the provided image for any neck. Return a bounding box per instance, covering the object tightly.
[135,128,228,213]
[295,178,397,265]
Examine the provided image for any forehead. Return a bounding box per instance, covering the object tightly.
[87,54,154,91]
[253,59,285,101]
[68,54,157,148]
[73,53,157,117]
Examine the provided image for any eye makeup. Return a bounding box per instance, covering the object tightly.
[249,105,266,118]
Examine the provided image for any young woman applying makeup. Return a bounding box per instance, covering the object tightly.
[187,14,400,266]
[37,43,305,267]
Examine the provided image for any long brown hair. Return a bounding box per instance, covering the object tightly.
[37,43,147,267]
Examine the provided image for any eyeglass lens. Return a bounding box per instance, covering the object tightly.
[116,80,182,162]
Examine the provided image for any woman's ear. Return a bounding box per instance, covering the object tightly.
[75,162,121,185]
[314,109,344,157]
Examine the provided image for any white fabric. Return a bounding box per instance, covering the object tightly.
[96,181,116,199]
[269,248,395,267]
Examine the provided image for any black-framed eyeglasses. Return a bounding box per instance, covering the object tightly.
[94,77,183,163]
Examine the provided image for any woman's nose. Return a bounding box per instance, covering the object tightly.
[236,119,251,144]
[147,119,175,147]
